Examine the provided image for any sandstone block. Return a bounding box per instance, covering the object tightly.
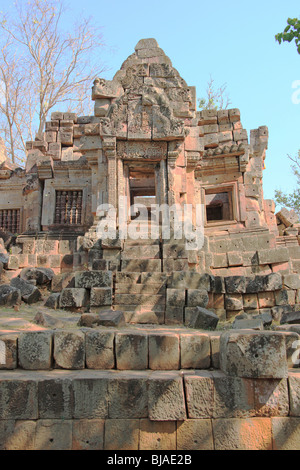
[288,372,300,416]
[283,274,300,290]
[225,294,243,311]
[149,333,180,370]
[2,420,36,450]
[121,259,161,272]
[210,334,221,369]
[116,333,148,370]
[254,378,289,417]
[20,267,54,285]
[280,310,300,325]
[185,306,219,330]
[54,330,85,369]
[75,271,113,289]
[166,288,185,307]
[0,334,17,370]
[258,248,289,265]
[34,419,72,450]
[224,276,246,293]
[85,330,115,369]
[72,373,109,419]
[220,330,288,378]
[165,307,184,325]
[10,277,42,304]
[213,418,272,450]
[184,372,214,418]
[44,293,60,310]
[72,419,104,450]
[232,318,264,330]
[38,376,74,419]
[18,331,53,370]
[180,333,210,369]
[104,419,139,450]
[108,373,148,418]
[168,272,211,291]
[212,371,255,418]
[177,419,214,450]
[140,420,176,450]
[0,285,21,306]
[148,372,186,421]
[90,287,112,307]
[186,289,209,308]
[272,417,300,450]
[0,376,38,419]
[59,288,89,308]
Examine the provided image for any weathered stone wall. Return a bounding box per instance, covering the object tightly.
[0,329,300,450]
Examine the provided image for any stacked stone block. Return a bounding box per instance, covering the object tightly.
[0,329,300,449]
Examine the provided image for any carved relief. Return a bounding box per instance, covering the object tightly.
[117,141,167,161]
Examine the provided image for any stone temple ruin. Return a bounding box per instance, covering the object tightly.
[0,38,300,450]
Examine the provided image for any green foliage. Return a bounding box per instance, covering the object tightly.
[275,18,300,54]
[198,76,231,110]
[274,150,300,217]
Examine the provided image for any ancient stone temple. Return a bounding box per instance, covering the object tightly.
[1,37,299,324]
[1,39,300,451]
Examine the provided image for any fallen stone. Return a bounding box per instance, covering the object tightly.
[34,311,67,329]
[0,284,21,306]
[220,330,288,379]
[232,318,264,330]
[79,311,125,328]
[44,293,60,310]
[185,306,219,330]
[0,253,8,265]
[59,288,89,309]
[97,311,125,327]
[276,207,298,227]
[253,311,273,327]
[281,311,300,325]
[20,267,54,285]
[10,277,42,304]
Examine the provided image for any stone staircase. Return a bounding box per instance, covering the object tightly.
[114,236,166,324]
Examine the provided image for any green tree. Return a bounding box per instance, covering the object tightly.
[275,18,300,54]
[274,18,300,216]
[0,0,105,165]
[274,151,300,217]
[198,76,231,110]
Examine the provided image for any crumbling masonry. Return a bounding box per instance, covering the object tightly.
[0,39,300,450]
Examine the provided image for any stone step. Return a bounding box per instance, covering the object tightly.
[121,245,160,260]
[115,283,166,294]
[121,259,162,272]
[1,326,216,372]
[124,238,160,247]
[114,293,166,306]
[0,366,297,450]
[115,272,168,285]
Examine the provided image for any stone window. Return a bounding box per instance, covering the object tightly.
[128,167,156,220]
[54,190,83,225]
[0,209,21,234]
[205,186,236,224]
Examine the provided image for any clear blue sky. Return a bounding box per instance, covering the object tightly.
[5,0,300,206]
